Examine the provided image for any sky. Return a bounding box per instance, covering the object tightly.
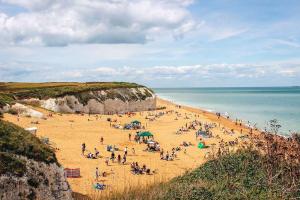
[0,0,300,87]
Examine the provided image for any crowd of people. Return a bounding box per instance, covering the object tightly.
[73,102,253,192]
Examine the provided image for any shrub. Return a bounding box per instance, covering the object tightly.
[0,120,58,164]
[8,108,18,115]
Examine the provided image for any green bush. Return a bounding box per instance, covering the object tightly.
[0,120,58,164]
[104,150,300,200]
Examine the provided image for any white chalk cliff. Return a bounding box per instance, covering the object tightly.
[22,87,156,114]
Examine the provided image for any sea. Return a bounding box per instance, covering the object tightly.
[154,87,300,136]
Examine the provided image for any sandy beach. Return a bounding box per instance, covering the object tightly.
[3,98,255,198]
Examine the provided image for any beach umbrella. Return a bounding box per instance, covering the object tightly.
[138,131,153,137]
[131,120,141,124]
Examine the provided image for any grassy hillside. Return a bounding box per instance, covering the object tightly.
[103,135,300,200]
[0,82,145,107]
[0,120,58,177]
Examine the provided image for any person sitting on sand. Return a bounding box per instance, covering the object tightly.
[165,152,169,160]
[146,168,151,175]
[142,164,147,172]
[87,152,96,159]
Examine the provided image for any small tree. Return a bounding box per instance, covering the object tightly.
[268,119,281,134]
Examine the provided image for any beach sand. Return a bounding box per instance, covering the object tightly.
[3,98,256,198]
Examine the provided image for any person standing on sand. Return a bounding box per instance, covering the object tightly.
[117,154,121,164]
[105,157,109,166]
[122,154,126,164]
[94,148,99,157]
[100,137,104,145]
[160,149,164,158]
[124,146,128,156]
[81,143,86,155]
[111,151,115,162]
[129,133,131,141]
[95,167,99,181]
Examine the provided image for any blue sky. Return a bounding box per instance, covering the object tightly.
[0,0,299,87]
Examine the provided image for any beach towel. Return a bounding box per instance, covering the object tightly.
[93,183,106,190]
[64,168,80,178]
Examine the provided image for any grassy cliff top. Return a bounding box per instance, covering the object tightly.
[0,82,142,92]
[0,119,58,165]
[0,82,146,107]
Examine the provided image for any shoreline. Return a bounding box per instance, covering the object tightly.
[157,97,264,137]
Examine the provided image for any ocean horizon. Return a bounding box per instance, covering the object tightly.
[154,87,300,136]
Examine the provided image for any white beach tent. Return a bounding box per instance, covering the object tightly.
[25,127,38,135]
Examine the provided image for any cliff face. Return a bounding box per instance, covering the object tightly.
[23,87,156,114]
[0,155,72,200]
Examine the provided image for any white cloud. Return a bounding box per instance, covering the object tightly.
[0,0,198,46]
[1,61,300,86]
[272,39,300,48]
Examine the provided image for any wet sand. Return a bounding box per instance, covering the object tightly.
[3,98,255,198]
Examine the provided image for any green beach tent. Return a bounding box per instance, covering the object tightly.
[138,131,153,137]
[198,142,205,149]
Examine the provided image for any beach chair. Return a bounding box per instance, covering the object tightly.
[64,168,81,178]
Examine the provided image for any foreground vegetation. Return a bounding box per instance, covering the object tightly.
[0,120,58,177]
[93,132,300,200]
[0,82,144,107]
